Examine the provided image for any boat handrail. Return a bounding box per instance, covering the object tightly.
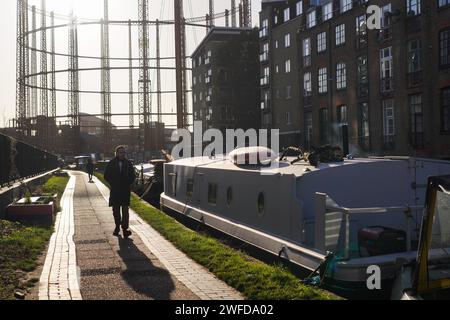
[315,192,424,260]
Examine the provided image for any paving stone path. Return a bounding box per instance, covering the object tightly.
[39,171,244,300]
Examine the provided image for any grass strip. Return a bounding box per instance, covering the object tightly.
[0,173,70,300]
[95,172,337,300]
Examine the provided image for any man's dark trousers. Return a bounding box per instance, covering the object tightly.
[113,205,129,230]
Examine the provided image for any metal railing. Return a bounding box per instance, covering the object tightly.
[314,193,423,260]
[0,133,59,188]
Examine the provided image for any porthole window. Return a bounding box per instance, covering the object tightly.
[257,192,265,216]
[227,187,233,207]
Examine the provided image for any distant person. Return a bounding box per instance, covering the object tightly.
[86,158,94,182]
[104,146,136,239]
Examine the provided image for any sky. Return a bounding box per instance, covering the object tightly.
[0,0,261,128]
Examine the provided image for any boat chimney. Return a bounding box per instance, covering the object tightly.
[341,124,349,157]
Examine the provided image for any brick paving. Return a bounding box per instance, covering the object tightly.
[39,174,81,300]
[39,170,244,300]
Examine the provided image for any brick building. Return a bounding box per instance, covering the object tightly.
[259,0,450,159]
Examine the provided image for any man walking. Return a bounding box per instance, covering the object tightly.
[86,158,94,182]
[104,146,136,239]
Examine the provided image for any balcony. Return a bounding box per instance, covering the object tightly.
[357,83,369,98]
[356,35,368,51]
[260,51,269,63]
[407,71,423,88]
[303,55,311,68]
[261,101,271,111]
[259,27,268,39]
[380,77,394,94]
[303,94,312,106]
[377,27,392,42]
[260,76,270,87]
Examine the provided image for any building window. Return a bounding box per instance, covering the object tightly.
[286,85,292,100]
[356,15,367,49]
[261,91,270,110]
[307,10,316,28]
[406,0,421,15]
[208,183,218,205]
[323,2,333,21]
[317,32,327,53]
[260,19,269,38]
[304,72,312,96]
[284,7,290,22]
[407,39,423,86]
[439,0,450,7]
[440,28,450,68]
[285,33,291,48]
[357,55,368,97]
[285,60,291,73]
[383,99,396,147]
[442,87,450,133]
[407,39,422,73]
[337,105,348,144]
[318,68,328,94]
[337,105,348,125]
[296,1,303,16]
[409,94,424,148]
[336,63,347,90]
[303,38,311,67]
[286,112,291,125]
[319,108,328,144]
[335,24,346,46]
[305,112,313,149]
[358,102,370,150]
[261,67,270,86]
[341,0,352,13]
[380,4,392,40]
[380,47,394,92]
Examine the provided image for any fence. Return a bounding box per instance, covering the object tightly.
[0,133,59,187]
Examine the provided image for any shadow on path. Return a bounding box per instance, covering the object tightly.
[117,236,175,300]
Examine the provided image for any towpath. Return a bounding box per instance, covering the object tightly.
[38,171,244,300]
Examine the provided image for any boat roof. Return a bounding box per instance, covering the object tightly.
[167,155,419,177]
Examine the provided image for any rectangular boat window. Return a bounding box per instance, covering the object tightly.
[208,183,218,205]
[186,179,194,199]
[169,173,177,197]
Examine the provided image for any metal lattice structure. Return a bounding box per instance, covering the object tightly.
[138,0,151,153]
[30,6,37,119]
[16,0,29,134]
[14,0,252,155]
[68,13,80,127]
[101,0,112,153]
[40,0,49,147]
[156,19,162,124]
[50,11,56,119]
[128,20,134,129]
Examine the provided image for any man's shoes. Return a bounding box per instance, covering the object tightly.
[123,229,132,239]
[113,227,120,237]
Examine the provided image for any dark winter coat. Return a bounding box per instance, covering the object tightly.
[104,157,136,207]
[86,162,94,174]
